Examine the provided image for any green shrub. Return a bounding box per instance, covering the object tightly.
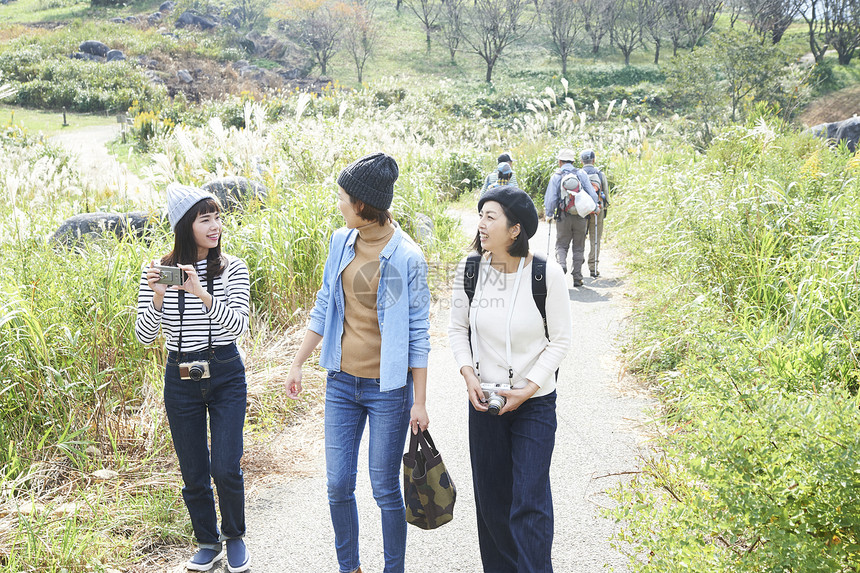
[436,151,483,200]
[610,123,860,571]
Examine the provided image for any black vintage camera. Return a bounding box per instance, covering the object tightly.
[155,265,187,286]
[480,382,511,416]
[179,360,211,381]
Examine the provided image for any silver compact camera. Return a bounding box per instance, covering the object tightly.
[154,265,187,286]
[480,382,511,416]
[179,360,211,381]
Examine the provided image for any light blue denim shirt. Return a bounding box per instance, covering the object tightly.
[543,164,598,218]
[307,226,431,391]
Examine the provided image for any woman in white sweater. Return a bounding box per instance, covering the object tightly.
[135,184,251,573]
[448,185,572,573]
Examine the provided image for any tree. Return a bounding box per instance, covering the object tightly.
[800,0,829,63]
[342,1,379,82]
[439,0,465,64]
[666,0,723,51]
[544,0,580,75]
[823,0,860,65]
[642,0,669,64]
[742,0,804,43]
[612,0,649,65]
[579,0,617,55]
[275,0,345,75]
[461,0,535,82]
[405,0,442,54]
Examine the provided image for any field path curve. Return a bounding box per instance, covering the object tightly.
[48,124,158,206]
[211,208,654,572]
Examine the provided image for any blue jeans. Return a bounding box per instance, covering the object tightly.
[164,342,247,549]
[469,391,557,573]
[325,369,413,573]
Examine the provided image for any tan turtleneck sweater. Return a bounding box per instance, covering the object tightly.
[340,221,395,378]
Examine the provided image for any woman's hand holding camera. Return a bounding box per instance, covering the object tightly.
[461,366,488,412]
[176,264,213,310]
[497,381,539,415]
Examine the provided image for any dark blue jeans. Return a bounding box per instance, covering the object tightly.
[325,369,412,573]
[164,342,247,549]
[469,391,557,573]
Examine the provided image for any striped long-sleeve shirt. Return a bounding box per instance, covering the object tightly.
[135,255,251,352]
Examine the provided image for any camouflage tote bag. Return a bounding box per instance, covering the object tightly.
[402,429,456,530]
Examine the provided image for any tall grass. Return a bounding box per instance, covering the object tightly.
[610,121,860,571]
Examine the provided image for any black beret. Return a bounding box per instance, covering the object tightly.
[478,185,539,239]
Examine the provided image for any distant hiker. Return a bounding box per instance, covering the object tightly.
[284,152,431,573]
[580,149,609,278]
[482,152,519,193]
[543,148,599,287]
[449,184,572,573]
[135,184,252,573]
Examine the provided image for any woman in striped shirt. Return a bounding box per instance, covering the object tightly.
[135,184,251,573]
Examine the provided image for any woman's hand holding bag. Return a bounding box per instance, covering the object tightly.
[402,429,456,530]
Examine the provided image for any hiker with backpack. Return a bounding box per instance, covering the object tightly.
[481,152,519,194]
[449,184,572,573]
[580,149,610,278]
[543,148,599,287]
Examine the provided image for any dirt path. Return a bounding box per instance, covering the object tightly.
[223,210,654,573]
[798,84,860,127]
[48,124,157,207]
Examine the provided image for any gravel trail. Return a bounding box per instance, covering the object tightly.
[198,210,653,573]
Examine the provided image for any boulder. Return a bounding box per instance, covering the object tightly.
[159,0,175,11]
[106,49,125,62]
[834,117,860,152]
[810,116,860,152]
[175,11,217,30]
[51,212,157,245]
[79,40,109,58]
[177,69,193,83]
[202,177,267,212]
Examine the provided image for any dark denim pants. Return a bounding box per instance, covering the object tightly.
[325,369,412,573]
[164,342,247,549]
[469,391,557,573]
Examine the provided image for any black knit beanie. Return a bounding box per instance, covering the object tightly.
[337,152,399,210]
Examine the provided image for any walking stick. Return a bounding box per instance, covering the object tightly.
[592,212,598,277]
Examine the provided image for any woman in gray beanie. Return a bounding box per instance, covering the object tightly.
[135,183,251,572]
[448,185,572,573]
[285,152,431,573]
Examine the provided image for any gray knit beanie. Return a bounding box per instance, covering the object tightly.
[166,183,216,231]
[337,152,398,210]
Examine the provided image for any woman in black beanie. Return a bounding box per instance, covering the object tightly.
[285,152,431,573]
[449,185,572,573]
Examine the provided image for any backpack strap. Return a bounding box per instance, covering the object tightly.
[464,253,482,305]
[531,252,548,340]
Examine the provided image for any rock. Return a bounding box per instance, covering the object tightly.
[202,177,267,212]
[79,40,109,57]
[148,11,162,24]
[177,69,193,83]
[51,212,157,245]
[70,52,102,62]
[175,10,217,30]
[834,116,860,152]
[105,49,125,62]
[92,469,119,480]
[110,17,125,23]
[810,116,860,152]
[159,0,175,11]
[414,213,435,244]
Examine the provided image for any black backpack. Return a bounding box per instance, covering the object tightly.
[463,252,549,340]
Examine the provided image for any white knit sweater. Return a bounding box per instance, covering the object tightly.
[448,255,572,397]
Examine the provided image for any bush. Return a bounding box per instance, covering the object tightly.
[436,151,483,200]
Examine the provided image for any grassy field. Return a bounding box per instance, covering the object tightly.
[0,104,115,135]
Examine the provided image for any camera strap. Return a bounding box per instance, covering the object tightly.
[469,255,525,383]
[177,268,215,358]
